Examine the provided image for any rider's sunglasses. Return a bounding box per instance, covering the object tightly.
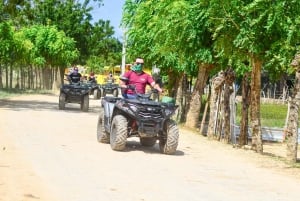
[136,62,144,65]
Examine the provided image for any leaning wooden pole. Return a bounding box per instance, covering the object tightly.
[199,90,210,135]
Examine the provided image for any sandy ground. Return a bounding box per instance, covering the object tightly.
[0,94,300,201]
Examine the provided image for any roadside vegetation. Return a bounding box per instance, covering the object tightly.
[0,89,53,99]
[236,103,288,128]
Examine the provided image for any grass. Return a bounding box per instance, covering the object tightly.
[0,88,53,99]
[236,103,289,128]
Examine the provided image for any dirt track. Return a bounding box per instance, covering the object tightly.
[1,94,300,201]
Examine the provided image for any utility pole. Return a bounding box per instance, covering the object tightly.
[121,28,126,75]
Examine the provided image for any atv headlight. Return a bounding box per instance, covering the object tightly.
[164,108,174,117]
[146,107,155,111]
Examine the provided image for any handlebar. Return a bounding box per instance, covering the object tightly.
[123,84,160,101]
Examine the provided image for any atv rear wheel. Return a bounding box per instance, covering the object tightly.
[99,88,103,99]
[102,89,106,97]
[110,115,128,151]
[81,94,89,112]
[59,93,66,110]
[94,88,100,99]
[97,110,110,143]
[140,137,156,147]
[159,119,179,154]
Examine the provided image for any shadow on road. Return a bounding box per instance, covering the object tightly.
[120,140,185,156]
[0,98,101,114]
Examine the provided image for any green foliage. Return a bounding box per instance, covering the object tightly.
[3,0,119,66]
[0,21,18,61]
[19,24,79,67]
[209,0,300,77]
[123,0,216,78]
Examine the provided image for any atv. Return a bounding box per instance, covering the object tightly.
[58,81,91,112]
[100,79,119,98]
[85,81,101,99]
[96,84,179,154]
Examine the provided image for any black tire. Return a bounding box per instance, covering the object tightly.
[97,110,110,143]
[140,137,157,147]
[94,89,100,99]
[99,89,103,99]
[59,93,66,110]
[102,89,106,97]
[112,88,119,97]
[81,94,89,112]
[159,119,179,154]
[110,115,128,151]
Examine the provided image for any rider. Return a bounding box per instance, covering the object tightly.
[68,66,82,83]
[107,71,115,83]
[88,72,97,83]
[119,58,163,99]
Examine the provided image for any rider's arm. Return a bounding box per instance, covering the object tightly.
[119,79,128,88]
[67,74,72,82]
[151,82,163,93]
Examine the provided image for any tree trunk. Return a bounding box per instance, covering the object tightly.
[185,64,211,129]
[207,71,225,140]
[20,67,23,89]
[43,66,52,90]
[199,89,210,135]
[5,64,8,88]
[166,69,180,98]
[285,54,300,162]
[26,67,31,89]
[250,55,263,153]
[52,67,63,94]
[15,66,20,89]
[174,73,189,123]
[239,72,250,146]
[0,64,3,88]
[9,63,13,89]
[222,68,235,143]
[285,97,299,162]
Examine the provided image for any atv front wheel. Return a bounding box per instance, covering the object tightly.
[97,110,110,143]
[159,119,179,154]
[81,94,89,112]
[110,115,128,151]
[140,137,156,147]
[59,93,66,110]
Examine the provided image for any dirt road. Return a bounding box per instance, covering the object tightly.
[1,94,300,201]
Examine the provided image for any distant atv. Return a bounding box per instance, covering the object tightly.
[86,81,101,99]
[96,84,179,154]
[59,81,90,112]
[100,79,119,98]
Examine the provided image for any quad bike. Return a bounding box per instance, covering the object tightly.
[58,81,91,112]
[85,81,101,99]
[96,83,179,154]
[100,79,119,98]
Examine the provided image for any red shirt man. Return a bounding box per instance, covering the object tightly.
[119,58,162,99]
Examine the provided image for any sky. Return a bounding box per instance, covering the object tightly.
[89,0,125,40]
